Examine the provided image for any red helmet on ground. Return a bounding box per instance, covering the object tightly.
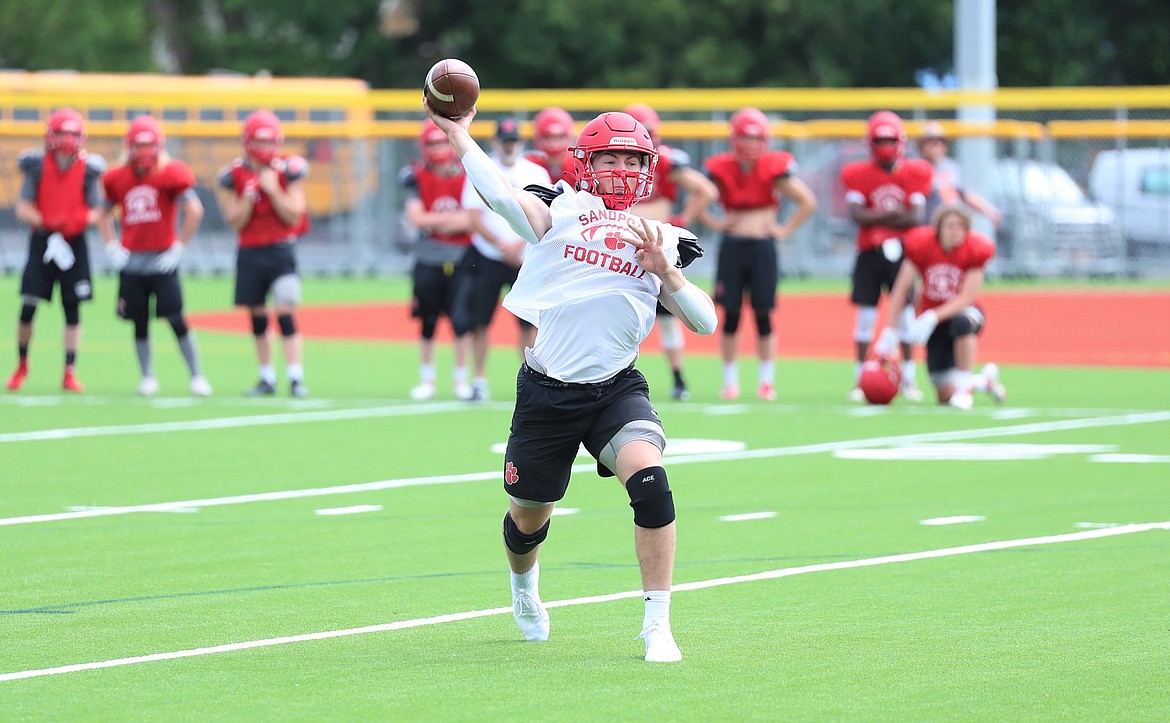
[730,107,769,164]
[126,114,164,171]
[623,103,661,144]
[419,119,456,166]
[242,110,284,165]
[570,112,657,211]
[533,107,574,157]
[867,110,906,165]
[45,108,86,157]
[859,355,902,405]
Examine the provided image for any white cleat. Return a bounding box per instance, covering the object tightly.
[981,363,1007,404]
[901,382,925,402]
[189,375,213,397]
[512,590,550,642]
[137,376,160,397]
[948,390,974,410]
[639,618,682,663]
[409,381,436,401]
[454,381,475,401]
[848,386,865,403]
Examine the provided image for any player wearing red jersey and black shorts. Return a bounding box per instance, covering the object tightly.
[218,110,311,397]
[876,205,1006,410]
[100,115,211,398]
[702,107,817,401]
[625,104,719,401]
[400,119,481,401]
[524,107,577,185]
[841,110,933,402]
[8,108,105,393]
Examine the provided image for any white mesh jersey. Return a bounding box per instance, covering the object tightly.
[503,182,681,383]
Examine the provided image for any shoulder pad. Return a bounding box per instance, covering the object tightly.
[17,149,44,174]
[282,155,309,180]
[84,153,107,178]
[398,163,420,189]
[675,231,704,269]
[524,183,564,207]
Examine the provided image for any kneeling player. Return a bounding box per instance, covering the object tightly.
[877,205,1006,409]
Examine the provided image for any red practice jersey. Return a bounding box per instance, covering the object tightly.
[902,225,995,314]
[400,162,472,245]
[840,158,933,251]
[103,161,196,252]
[218,154,310,248]
[703,150,795,210]
[19,151,104,238]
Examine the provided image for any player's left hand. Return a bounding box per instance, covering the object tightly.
[906,309,939,344]
[627,216,674,278]
[154,242,185,273]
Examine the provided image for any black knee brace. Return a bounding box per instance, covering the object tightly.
[167,315,189,338]
[502,512,550,555]
[626,466,675,529]
[277,313,296,337]
[133,318,150,340]
[723,308,741,334]
[251,313,269,337]
[753,307,773,337]
[63,302,80,326]
[420,316,439,340]
[19,304,36,324]
[947,308,983,338]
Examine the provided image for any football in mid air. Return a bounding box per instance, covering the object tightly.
[424,58,480,119]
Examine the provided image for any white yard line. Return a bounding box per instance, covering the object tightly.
[2,521,1166,683]
[2,410,1167,528]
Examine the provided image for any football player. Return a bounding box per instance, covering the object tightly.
[425,100,717,663]
[218,110,311,397]
[524,107,576,184]
[9,108,105,393]
[99,115,211,397]
[875,205,1006,409]
[840,110,933,402]
[625,103,719,401]
[702,107,817,401]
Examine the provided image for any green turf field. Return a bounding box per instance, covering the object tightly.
[2,275,1168,720]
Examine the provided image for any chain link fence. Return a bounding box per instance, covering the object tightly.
[1,78,1167,280]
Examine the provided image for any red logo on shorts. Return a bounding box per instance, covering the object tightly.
[504,461,519,485]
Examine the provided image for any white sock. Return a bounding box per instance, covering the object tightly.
[952,370,974,394]
[259,365,277,385]
[722,362,738,388]
[901,360,917,385]
[758,360,774,385]
[453,366,469,384]
[854,362,863,383]
[970,371,988,392]
[474,375,488,389]
[511,562,539,595]
[419,364,435,383]
[643,589,671,627]
[286,364,304,382]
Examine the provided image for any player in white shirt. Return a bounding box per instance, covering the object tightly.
[453,118,551,400]
[425,101,718,663]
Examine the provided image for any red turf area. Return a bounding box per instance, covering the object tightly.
[189,290,1170,368]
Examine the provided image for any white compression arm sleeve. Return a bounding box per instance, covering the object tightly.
[669,281,719,335]
[460,145,539,244]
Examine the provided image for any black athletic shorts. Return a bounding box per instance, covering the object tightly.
[451,245,527,335]
[502,364,661,502]
[117,271,183,321]
[714,235,778,311]
[411,260,463,321]
[926,306,986,374]
[234,242,297,307]
[850,247,902,307]
[20,230,93,304]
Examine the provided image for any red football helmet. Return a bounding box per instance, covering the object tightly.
[126,114,164,171]
[867,110,906,165]
[533,107,574,157]
[623,103,661,145]
[858,354,902,405]
[242,110,284,165]
[569,112,657,211]
[45,108,86,157]
[730,107,769,164]
[419,119,456,166]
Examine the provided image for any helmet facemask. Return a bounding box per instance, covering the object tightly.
[570,112,658,211]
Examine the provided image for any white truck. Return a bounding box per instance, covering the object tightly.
[1088,148,1170,254]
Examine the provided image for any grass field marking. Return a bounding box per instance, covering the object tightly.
[920,515,987,526]
[2,521,1166,684]
[720,512,778,522]
[0,401,512,444]
[2,410,1167,529]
